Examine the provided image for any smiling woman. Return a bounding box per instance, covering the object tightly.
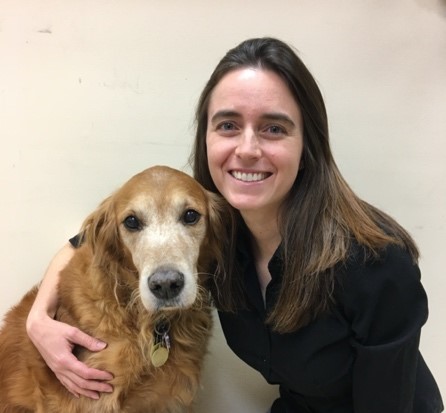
[189,37,444,412]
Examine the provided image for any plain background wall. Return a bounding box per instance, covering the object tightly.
[1,0,445,410]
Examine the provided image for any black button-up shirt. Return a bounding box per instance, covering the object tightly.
[217,237,443,412]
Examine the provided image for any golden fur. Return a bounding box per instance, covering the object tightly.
[0,166,224,413]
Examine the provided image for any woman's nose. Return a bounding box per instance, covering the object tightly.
[234,129,261,159]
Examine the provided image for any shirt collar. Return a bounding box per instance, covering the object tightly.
[235,225,284,311]
[235,224,284,277]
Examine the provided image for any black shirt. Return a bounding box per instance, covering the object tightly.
[218,238,444,412]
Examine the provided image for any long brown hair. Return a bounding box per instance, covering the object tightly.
[189,37,418,333]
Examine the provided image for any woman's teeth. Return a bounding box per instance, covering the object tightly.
[231,171,268,182]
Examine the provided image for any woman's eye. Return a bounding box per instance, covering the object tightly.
[123,215,142,231]
[217,122,237,133]
[182,209,201,225]
[266,125,285,134]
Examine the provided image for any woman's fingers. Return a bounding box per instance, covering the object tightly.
[50,329,114,398]
[27,316,114,399]
[66,326,108,353]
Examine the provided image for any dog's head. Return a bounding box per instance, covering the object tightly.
[81,165,225,312]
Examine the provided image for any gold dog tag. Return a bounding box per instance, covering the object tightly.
[151,320,171,368]
[150,343,169,368]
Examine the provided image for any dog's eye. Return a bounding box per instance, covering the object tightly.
[182,209,201,225]
[123,215,142,231]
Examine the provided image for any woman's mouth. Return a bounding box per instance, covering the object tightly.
[230,171,270,182]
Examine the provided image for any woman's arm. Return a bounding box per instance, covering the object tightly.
[26,243,114,399]
[341,244,442,412]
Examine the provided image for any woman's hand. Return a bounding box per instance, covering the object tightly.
[26,311,114,399]
[26,243,114,399]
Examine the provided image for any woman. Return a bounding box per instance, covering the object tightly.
[27,38,443,412]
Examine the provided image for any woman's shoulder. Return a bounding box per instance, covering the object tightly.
[337,241,420,290]
[334,241,427,342]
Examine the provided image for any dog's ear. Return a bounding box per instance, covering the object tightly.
[80,195,121,266]
[200,191,229,273]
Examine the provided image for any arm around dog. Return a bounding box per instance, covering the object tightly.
[26,243,114,399]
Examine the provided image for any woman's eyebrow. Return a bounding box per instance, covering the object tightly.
[210,110,296,128]
[261,112,296,128]
[209,110,241,124]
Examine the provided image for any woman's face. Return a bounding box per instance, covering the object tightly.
[206,68,304,221]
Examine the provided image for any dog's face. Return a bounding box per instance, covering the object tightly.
[83,166,223,312]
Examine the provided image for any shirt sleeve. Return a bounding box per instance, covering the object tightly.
[339,243,428,413]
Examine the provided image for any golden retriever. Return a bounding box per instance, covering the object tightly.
[0,165,224,413]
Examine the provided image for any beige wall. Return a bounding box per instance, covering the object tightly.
[1,0,445,409]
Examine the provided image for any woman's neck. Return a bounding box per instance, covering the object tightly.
[241,211,281,301]
[241,211,281,261]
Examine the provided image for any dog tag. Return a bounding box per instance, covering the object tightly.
[150,343,169,368]
[151,321,171,368]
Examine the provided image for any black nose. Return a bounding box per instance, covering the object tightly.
[148,269,185,300]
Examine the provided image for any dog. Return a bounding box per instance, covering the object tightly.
[0,165,225,413]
